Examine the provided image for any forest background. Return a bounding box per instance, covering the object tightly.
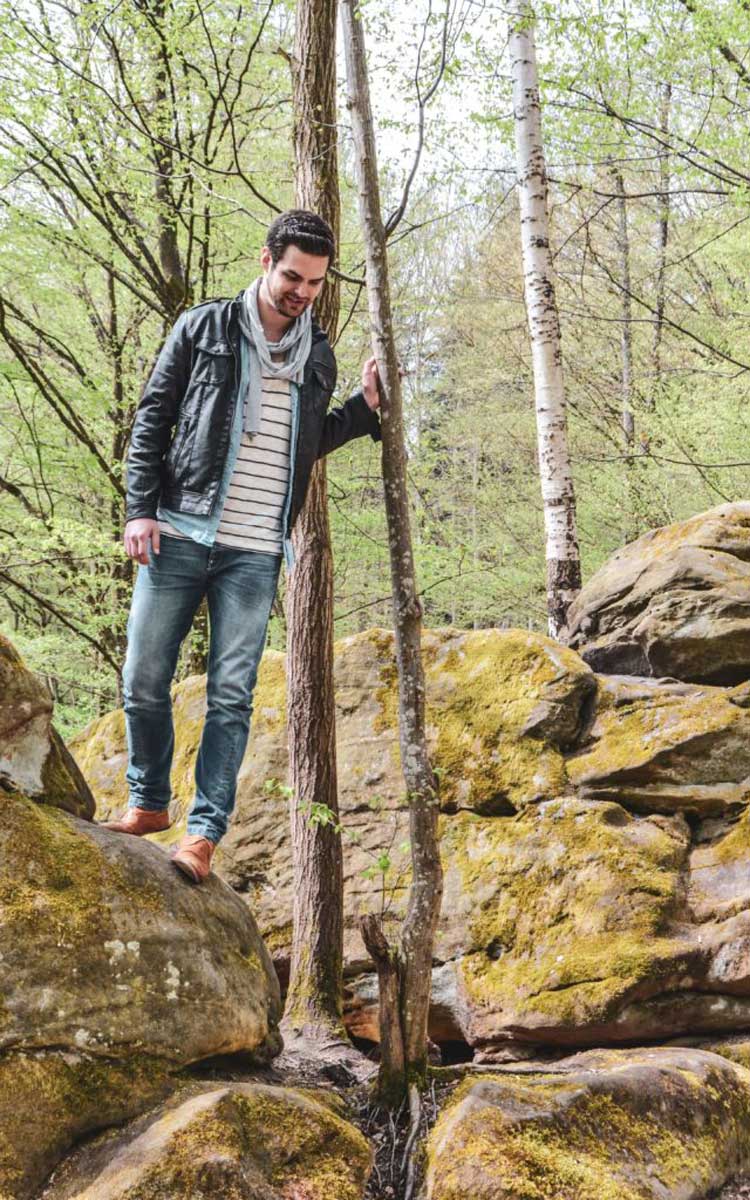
[1,0,749,735]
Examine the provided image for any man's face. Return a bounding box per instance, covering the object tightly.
[261,244,329,320]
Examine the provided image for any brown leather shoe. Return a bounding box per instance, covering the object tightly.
[170,835,215,884]
[101,806,171,836]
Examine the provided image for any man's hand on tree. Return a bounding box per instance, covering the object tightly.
[362,356,380,411]
[124,518,160,565]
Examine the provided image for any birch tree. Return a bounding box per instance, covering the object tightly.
[283,0,347,1049]
[341,0,443,1124]
[509,4,581,639]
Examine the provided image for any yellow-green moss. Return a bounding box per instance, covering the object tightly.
[429,1066,750,1200]
[373,628,590,813]
[445,799,687,1021]
[232,1086,370,1200]
[263,921,293,954]
[0,794,163,944]
[700,807,750,865]
[701,1039,750,1070]
[430,631,582,811]
[371,629,400,736]
[118,1086,370,1200]
[0,1049,172,1199]
[252,651,288,733]
[567,681,739,787]
[68,708,128,817]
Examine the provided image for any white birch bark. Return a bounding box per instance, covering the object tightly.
[509,5,581,639]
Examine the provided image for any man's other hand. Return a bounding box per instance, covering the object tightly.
[362,355,380,411]
[124,518,160,565]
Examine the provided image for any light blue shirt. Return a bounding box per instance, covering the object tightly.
[158,334,299,570]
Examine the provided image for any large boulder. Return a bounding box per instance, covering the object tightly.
[425,1047,750,1199]
[0,792,281,1198]
[439,798,691,1051]
[435,799,750,1053]
[73,621,750,1056]
[73,627,596,970]
[41,1082,372,1200]
[567,502,750,684]
[0,636,94,819]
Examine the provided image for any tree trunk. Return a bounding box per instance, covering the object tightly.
[651,81,672,405]
[148,0,188,317]
[341,0,443,1106]
[509,5,581,640]
[282,0,346,1042]
[612,166,638,544]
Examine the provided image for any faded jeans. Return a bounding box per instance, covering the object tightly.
[122,534,281,844]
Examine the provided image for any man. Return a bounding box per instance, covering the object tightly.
[105,210,381,883]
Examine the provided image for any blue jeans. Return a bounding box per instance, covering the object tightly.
[122,535,281,844]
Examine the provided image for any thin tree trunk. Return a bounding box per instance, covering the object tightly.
[509,5,581,641]
[651,81,671,405]
[148,0,188,317]
[106,267,133,699]
[612,167,638,544]
[341,0,443,1106]
[283,0,346,1042]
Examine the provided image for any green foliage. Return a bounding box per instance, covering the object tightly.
[3,0,750,736]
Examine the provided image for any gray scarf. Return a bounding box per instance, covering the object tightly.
[237,276,312,436]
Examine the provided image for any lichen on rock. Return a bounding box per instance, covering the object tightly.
[425,1047,750,1200]
[440,796,692,1049]
[41,1082,372,1200]
[0,788,282,1198]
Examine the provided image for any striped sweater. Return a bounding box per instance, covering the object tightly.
[160,376,292,555]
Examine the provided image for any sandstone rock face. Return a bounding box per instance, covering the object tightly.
[74,628,595,969]
[42,1082,372,1200]
[0,635,94,819]
[74,619,750,1056]
[0,792,282,1198]
[567,502,750,684]
[567,674,750,817]
[0,1051,173,1200]
[440,799,750,1052]
[426,1047,750,1200]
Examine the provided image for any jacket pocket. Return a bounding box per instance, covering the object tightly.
[165,410,198,485]
[192,338,234,386]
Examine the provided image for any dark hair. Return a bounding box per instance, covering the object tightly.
[265,209,335,265]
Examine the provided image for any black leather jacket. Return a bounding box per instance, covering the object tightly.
[125,292,381,532]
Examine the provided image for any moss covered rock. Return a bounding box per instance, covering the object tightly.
[567,501,750,684]
[42,1082,372,1200]
[0,636,94,819]
[441,797,697,1050]
[425,1047,750,1199]
[0,794,281,1063]
[74,628,595,973]
[0,1050,172,1199]
[0,793,282,1196]
[73,622,750,1053]
[567,674,750,816]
